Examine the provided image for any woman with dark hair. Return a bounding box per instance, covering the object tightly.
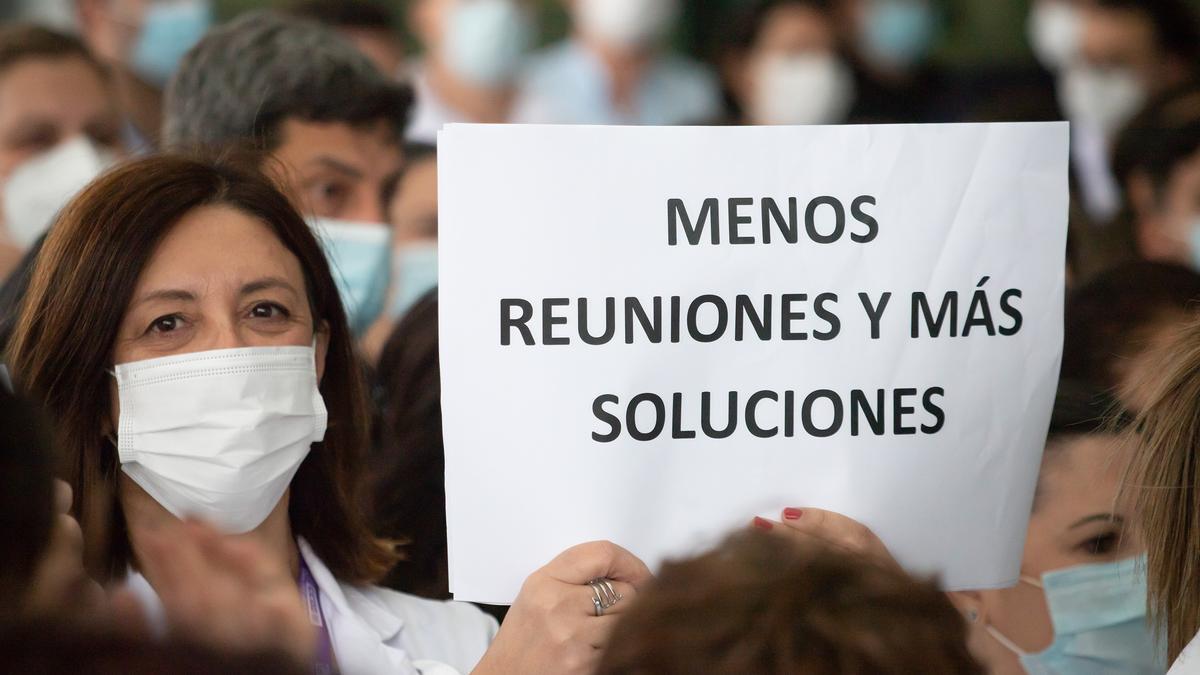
[5,154,650,675]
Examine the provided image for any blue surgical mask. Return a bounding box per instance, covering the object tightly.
[389,242,438,319]
[986,556,1166,675]
[131,0,213,86]
[310,218,392,336]
[444,0,532,88]
[860,0,936,69]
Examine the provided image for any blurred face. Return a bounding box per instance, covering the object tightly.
[0,56,120,182]
[1078,6,1181,95]
[411,0,457,50]
[954,435,1142,674]
[77,0,152,64]
[272,118,404,224]
[731,4,839,115]
[389,155,439,247]
[1128,147,1200,266]
[109,204,328,554]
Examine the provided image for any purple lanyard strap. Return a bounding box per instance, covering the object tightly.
[299,557,337,675]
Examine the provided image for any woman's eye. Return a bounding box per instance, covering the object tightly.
[148,314,181,334]
[250,302,289,319]
[1080,532,1119,555]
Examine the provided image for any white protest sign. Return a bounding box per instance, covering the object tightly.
[438,123,1068,604]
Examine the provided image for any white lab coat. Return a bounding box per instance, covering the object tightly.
[1171,631,1200,674]
[127,538,498,675]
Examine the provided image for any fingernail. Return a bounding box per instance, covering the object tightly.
[783,508,803,521]
[752,517,774,531]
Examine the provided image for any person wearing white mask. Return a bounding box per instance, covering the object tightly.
[722,0,854,127]
[1028,0,1088,72]
[7,153,653,675]
[1060,0,1199,225]
[76,0,214,150]
[165,11,412,345]
[512,0,722,126]
[405,0,535,143]
[832,0,947,123]
[948,384,1163,675]
[0,24,123,282]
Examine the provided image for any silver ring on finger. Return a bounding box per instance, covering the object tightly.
[588,577,622,616]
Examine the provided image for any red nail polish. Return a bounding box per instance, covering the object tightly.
[783,508,803,521]
[752,517,774,531]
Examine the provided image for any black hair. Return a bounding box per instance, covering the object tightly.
[1093,0,1200,65]
[1112,81,1200,197]
[0,387,55,612]
[1062,261,1200,392]
[286,0,396,32]
[725,0,836,54]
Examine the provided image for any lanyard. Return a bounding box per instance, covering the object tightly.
[299,557,337,675]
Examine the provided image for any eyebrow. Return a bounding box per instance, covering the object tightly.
[310,155,364,180]
[132,288,197,306]
[1068,513,1124,530]
[241,276,299,297]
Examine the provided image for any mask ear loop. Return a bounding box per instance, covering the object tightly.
[981,574,1045,658]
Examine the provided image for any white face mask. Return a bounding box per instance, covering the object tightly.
[114,345,328,534]
[1028,1,1080,70]
[576,0,679,50]
[751,53,855,126]
[444,0,533,88]
[1058,64,1146,139]
[2,136,115,249]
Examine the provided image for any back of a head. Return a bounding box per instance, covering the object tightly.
[1062,261,1200,390]
[595,533,982,675]
[162,10,412,150]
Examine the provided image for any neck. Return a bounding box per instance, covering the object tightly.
[426,58,514,124]
[579,34,653,111]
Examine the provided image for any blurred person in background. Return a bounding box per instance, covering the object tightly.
[386,143,438,321]
[1028,0,1088,74]
[165,10,409,345]
[1112,84,1200,268]
[406,0,535,143]
[76,0,214,150]
[949,383,1162,674]
[833,0,948,122]
[720,0,855,126]
[513,0,721,125]
[1059,0,1200,225]
[0,24,122,283]
[1061,262,1200,412]
[288,0,406,78]
[595,531,983,675]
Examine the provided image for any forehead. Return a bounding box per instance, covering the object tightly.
[1080,7,1157,55]
[0,57,112,128]
[132,204,307,297]
[756,4,836,51]
[1036,434,1128,511]
[273,118,403,176]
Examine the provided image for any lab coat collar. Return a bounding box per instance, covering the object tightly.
[297,537,405,643]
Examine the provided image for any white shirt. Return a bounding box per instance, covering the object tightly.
[512,39,721,126]
[1171,631,1200,674]
[127,538,498,675]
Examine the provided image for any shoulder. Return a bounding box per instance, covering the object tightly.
[1172,632,1200,674]
[351,585,498,672]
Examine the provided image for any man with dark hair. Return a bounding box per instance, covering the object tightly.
[287,0,406,76]
[164,10,414,340]
[1111,83,1200,265]
[0,24,123,281]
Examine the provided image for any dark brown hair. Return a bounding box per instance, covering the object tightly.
[596,532,983,675]
[0,23,106,80]
[5,154,396,584]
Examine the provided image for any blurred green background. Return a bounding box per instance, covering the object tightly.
[207,0,1066,66]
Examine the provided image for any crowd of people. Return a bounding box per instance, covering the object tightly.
[4,0,1200,673]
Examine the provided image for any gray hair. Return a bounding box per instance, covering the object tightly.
[163,10,411,150]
